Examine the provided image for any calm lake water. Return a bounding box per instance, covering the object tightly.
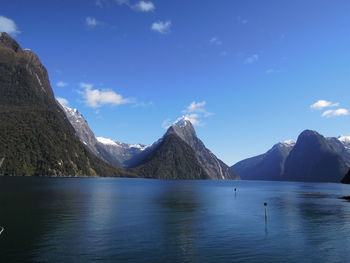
[1,177,350,262]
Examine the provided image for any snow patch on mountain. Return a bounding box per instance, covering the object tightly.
[282,139,296,147]
[338,136,350,150]
[97,137,118,146]
[174,116,191,126]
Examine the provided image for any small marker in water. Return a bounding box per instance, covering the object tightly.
[264,202,268,220]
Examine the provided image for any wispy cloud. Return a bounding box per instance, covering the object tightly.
[236,16,248,24]
[57,81,68,87]
[177,113,203,126]
[210,37,222,45]
[115,0,130,5]
[245,54,259,64]
[162,101,212,129]
[162,118,172,129]
[133,1,155,12]
[95,0,109,7]
[0,16,20,36]
[265,68,279,74]
[322,108,349,118]
[182,101,212,117]
[56,97,69,107]
[310,100,339,110]
[79,83,131,108]
[85,17,99,28]
[151,20,171,34]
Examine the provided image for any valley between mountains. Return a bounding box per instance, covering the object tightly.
[1,32,350,183]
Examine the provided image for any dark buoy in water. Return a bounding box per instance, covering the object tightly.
[234,188,237,192]
[264,202,268,221]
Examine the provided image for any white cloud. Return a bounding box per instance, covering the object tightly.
[310,100,339,110]
[179,113,203,126]
[151,20,171,34]
[56,97,69,107]
[86,17,99,28]
[210,37,222,45]
[0,16,20,36]
[322,108,349,118]
[245,54,259,64]
[163,101,212,128]
[133,1,155,12]
[182,101,206,114]
[182,101,212,125]
[80,83,131,108]
[57,81,68,87]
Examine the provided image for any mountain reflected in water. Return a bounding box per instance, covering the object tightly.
[1,178,350,262]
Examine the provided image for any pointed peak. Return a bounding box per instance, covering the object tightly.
[173,116,192,127]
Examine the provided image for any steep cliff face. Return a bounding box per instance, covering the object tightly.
[283,130,349,182]
[134,133,210,179]
[0,32,135,177]
[166,117,240,180]
[60,104,155,167]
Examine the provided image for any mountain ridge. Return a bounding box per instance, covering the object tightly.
[233,129,350,183]
[0,32,136,177]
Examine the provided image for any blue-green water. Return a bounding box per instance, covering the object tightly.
[1,177,350,262]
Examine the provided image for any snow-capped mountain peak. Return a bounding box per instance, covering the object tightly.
[173,116,191,126]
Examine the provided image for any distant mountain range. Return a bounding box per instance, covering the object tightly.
[1,32,349,182]
[232,130,350,183]
[62,102,239,180]
[0,32,237,180]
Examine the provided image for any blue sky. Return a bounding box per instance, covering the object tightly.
[1,0,350,165]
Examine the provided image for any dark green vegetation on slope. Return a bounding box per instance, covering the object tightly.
[133,134,210,179]
[0,33,135,177]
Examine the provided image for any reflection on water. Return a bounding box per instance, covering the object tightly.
[0,178,350,262]
[158,185,199,262]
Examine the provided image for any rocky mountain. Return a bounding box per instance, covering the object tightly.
[134,133,209,179]
[165,117,240,180]
[233,130,350,183]
[326,137,350,165]
[339,136,350,151]
[283,130,349,182]
[62,108,239,180]
[60,104,156,167]
[0,32,135,177]
[232,140,295,181]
